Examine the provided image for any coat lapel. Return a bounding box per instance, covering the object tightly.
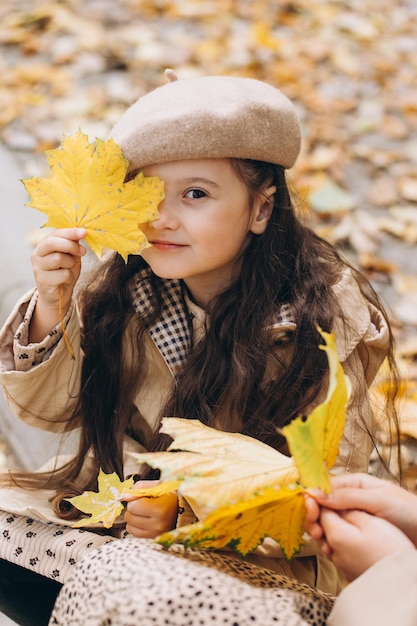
[131,270,192,374]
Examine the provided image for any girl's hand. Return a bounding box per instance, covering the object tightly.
[124,480,179,539]
[317,507,414,581]
[29,228,86,341]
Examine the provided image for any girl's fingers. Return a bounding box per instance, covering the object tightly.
[52,227,86,241]
[38,269,75,288]
[304,494,325,540]
[36,251,80,271]
[124,490,179,539]
[319,538,332,557]
[36,234,86,260]
[32,229,86,292]
[122,480,161,502]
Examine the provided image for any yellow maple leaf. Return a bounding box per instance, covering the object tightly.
[67,471,180,529]
[282,328,351,493]
[67,470,135,528]
[131,423,302,557]
[22,129,164,261]
[134,420,299,519]
[158,484,306,559]
[142,329,349,556]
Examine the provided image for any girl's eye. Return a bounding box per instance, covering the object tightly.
[185,188,207,199]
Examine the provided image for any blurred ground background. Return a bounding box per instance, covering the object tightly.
[0,1,416,474]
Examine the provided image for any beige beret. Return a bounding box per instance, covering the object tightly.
[110,72,301,170]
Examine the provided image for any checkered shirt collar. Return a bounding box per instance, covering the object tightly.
[130,268,295,375]
[131,269,192,374]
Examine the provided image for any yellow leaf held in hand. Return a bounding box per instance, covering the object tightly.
[133,420,305,558]
[22,129,164,261]
[141,329,349,557]
[133,419,299,520]
[69,331,349,558]
[67,470,135,528]
[158,483,306,559]
[282,328,351,493]
[67,471,180,529]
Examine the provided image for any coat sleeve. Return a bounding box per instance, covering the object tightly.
[328,550,417,626]
[0,290,82,433]
[331,270,390,473]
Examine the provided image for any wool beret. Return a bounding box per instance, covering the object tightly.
[110,71,301,170]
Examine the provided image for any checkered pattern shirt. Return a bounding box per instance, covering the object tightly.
[130,268,295,375]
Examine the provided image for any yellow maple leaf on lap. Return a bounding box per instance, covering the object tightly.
[68,329,350,558]
[140,329,350,557]
[158,484,306,559]
[132,421,304,558]
[135,421,298,519]
[22,129,164,261]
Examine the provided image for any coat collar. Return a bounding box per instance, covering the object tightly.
[130,268,296,375]
[130,269,192,374]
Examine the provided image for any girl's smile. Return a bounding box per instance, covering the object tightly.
[139,158,273,309]
[148,239,188,250]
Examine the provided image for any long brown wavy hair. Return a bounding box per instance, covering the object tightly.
[3,159,400,517]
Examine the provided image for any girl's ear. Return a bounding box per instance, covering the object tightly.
[250,185,276,235]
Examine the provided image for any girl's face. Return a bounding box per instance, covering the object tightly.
[139,159,274,309]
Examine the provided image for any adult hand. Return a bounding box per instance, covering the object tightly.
[316,507,414,581]
[305,473,417,548]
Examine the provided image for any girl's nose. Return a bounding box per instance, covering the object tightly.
[150,197,178,229]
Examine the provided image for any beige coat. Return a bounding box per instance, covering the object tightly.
[0,269,390,595]
[327,549,417,626]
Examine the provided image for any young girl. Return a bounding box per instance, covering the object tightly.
[0,71,398,624]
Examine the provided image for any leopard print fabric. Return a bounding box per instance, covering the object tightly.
[50,538,335,626]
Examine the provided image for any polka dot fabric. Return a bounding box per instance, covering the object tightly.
[50,538,335,626]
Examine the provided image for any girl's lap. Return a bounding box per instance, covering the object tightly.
[0,510,336,625]
[50,538,335,626]
[0,510,117,583]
